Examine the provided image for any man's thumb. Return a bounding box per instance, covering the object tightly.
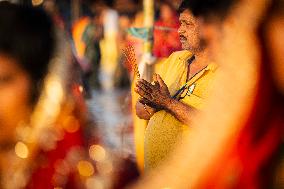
[156,74,166,87]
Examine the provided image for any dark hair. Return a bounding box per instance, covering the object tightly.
[178,0,236,21]
[0,2,55,102]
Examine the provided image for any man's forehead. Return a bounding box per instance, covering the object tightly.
[179,10,195,21]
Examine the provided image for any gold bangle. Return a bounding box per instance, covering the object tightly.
[143,104,152,116]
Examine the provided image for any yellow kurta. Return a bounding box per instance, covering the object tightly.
[132,57,167,173]
[144,50,217,170]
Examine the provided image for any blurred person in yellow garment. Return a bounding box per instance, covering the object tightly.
[95,0,119,90]
[134,0,219,171]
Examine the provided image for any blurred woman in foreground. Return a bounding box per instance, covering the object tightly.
[0,2,90,188]
[0,2,95,188]
[0,2,139,188]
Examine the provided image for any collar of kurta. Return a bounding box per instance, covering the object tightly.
[186,63,217,87]
[172,62,218,99]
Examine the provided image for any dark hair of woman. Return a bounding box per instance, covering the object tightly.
[0,1,55,103]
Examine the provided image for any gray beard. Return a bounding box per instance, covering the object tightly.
[183,39,207,53]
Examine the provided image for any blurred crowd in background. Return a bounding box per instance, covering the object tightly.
[0,0,283,189]
[0,0,183,188]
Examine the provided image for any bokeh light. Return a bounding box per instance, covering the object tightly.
[86,177,104,189]
[77,161,95,177]
[15,142,29,159]
[89,145,106,162]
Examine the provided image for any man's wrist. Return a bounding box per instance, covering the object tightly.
[162,97,175,110]
[143,104,152,116]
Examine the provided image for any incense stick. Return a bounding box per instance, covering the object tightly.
[122,45,140,79]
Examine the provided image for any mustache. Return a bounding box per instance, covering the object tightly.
[179,35,187,40]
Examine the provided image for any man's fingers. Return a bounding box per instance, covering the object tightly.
[152,73,160,88]
[135,86,153,100]
[134,86,146,97]
[139,98,159,109]
[139,97,151,105]
[153,73,158,81]
[138,79,160,91]
[139,79,154,90]
[153,73,158,82]
[135,84,150,95]
[136,80,153,93]
[156,74,167,87]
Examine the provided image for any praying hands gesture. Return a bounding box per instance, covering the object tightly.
[135,74,196,125]
[135,74,171,110]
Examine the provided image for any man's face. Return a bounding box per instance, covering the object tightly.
[178,10,202,52]
[0,54,32,145]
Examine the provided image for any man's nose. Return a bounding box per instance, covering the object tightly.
[178,26,184,35]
